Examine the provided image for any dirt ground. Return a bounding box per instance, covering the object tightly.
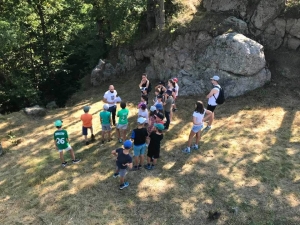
[0,49,299,224]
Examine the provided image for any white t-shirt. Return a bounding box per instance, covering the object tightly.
[138,109,149,123]
[175,83,179,97]
[103,90,117,107]
[193,110,206,125]
[208,85,220,106]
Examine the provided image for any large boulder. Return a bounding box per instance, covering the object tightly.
[250,0,286,35]
[91,59,106,86]
[203,33,266,76]
[24,105,46,117]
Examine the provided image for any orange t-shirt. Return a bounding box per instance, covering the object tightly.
[81,113,93,127]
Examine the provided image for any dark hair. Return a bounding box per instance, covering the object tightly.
[195,101,205,114]
[149,110,156,117]
[56,126,62,129]
[142,73,147,77]
[168,79,175,88]
[120,102,126,109]
[141,94,148,102]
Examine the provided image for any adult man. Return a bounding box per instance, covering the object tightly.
[103,85,118,126]
[203,75,221,132]
[163,90,173,130]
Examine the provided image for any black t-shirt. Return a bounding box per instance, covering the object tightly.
[116,148,132,169]
[132,128,148,145]
[148,132,163,150]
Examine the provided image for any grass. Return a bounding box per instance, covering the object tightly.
[1,53,300,225]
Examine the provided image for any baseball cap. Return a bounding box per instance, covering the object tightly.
[165,90,172,96]
[172,78,178,82]
[155,103,163,110]
[157,95,163,99]
[83,105,90,112]
[210,75,220,81]
[137,117,147,124]
[54,120,62,127]
[123,140,132,149]
[140,103,147,110]
[103,104,109,110]
[154,123,164,130]
[155,112,164,120]
[150,105,157,112]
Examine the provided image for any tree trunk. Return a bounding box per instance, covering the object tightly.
[158,0,165,30]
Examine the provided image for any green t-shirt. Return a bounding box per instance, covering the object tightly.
[100,111,111,125]
[117,108,129,125]
[53,129,69,149]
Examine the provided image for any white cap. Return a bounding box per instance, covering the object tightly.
[150,105,157,112]
[103,104,109,110]
[137,117,146,124]
[210,75,220,81]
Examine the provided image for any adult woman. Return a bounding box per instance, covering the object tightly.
[167,79,176,122]
[182,101,212,153]
[139,73,151,95]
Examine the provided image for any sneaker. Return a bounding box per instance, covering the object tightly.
[113,172,120,178]
[203,126,211,132]
[61,161,68,167]
[182,147,191,154]
[72,159,81,164]
[132,166,138,171]
[85,141,90,145]
[118,138,123,143]
[146,165,152,170]
[119,182,129,190]
[138,164,142,169]
[192,144,199,150]
[151,165,155,169]
[144,164,150,169]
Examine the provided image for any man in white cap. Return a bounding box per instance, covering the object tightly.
[203,75,221,132]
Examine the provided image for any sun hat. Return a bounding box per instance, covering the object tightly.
[210,75,220,81]
[172,78,178,82]
[155,103,163,110]
[103,104,109,110]
[150,105,157,112]
[154,123,164,130]
[137,117,147,124]
[123,140,132,149]
[54,120,62,127]
[166,90,172,96]
[83,105,90,112]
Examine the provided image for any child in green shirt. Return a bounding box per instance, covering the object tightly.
[100,104,112,144]
[116,102,129,143]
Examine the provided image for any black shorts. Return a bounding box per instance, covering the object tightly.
[147,148,160,159]
[207,104,217,112]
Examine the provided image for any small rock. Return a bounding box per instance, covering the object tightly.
[24,105,46,117]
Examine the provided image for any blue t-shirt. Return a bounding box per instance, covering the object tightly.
[116,148,132,169]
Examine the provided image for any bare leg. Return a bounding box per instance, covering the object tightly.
[59,152,65,163]
[208,112,214,126]
[122,129,127,141]
[187,131,196,147]
[69,149,75,160]
[101,131,105,141]
[84,135,87,142]
[90,127,94,135]
[147,156,151,164]
[120,176,125,184]
[152,158,157,165]
[195,131,201,145]
[140,155,144,165]
[116,129,121,139]
[134,156,139,166]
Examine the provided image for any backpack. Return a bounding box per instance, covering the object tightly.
[213,86,225,105]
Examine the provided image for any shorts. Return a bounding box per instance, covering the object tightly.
[192,124,203,133]
[58,144,72,153]
[116,123,128,130]
[133,144,146,156]
[117,168,127,177]
[102,124,111,131]
[82,126,92,135]
[147,148,160,159]
[207,104,217,112]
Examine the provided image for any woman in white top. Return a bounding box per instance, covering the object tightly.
[139,73,150,95]
[182,101,212,153]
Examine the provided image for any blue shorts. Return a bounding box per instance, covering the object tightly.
[133,144,146,156]
[192,124,203,133]
[82,126,92,135]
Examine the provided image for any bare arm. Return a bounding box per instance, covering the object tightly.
[54,140,58,150]
[111,149,118,156]
[206,89,218,98]
[203,110,213,122]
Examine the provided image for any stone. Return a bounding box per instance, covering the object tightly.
[250,0,285,35]
[204,33,266,76]
[46,101,58,109]
[91,59,105,86]
[203,0,247,13]
[287,37,300,50]
[24,105,46,117]
[223,16,248,34]
[286,19,300,39]
[261,18,286,50]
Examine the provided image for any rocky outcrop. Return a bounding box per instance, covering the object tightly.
[46,101,58,109]
[203,0,247,14]
[24,105,46,117]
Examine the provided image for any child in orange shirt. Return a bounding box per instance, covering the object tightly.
[80,106,95,145]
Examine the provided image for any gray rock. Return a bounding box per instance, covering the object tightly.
[204,33,266,76]
[286,19,300,39]
[261,18,286,50]
[223,17,248,34]
[24,105,46,117]
[46,101,58,109]
[203,0,247,13]
[250,0,285,35]
[287,37,300,50]
[91,59,105,86]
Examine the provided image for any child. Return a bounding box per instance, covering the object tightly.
[116,102,129,143]
[163,90,173,130]
[155,103,164,114]
[80,106,95,145]
[53,120,81,167]
[138,103,149,124]
[111,140,133,190]
[172,77,179,111]
[138,95,148,108]
[154,112,164,125]
[100,104,111,144]
[182,101,212,153]
[154,94,163,106]
[145,123,164,170]
[148,106,157,134]
[131,117,148,170]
